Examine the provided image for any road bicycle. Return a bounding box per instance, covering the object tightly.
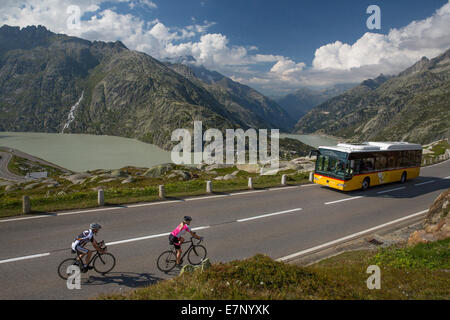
[57,241,116,280]
[157,237,207,273]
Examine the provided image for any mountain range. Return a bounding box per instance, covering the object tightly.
[294,49,450,144]
[274,84,356,122]
[1,25,448,150]
[0,25,293,151]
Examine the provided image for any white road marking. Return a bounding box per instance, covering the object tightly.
[127,200,183,208]
[301,184,317,187]
[185,195,228,201]
[414,180,436,186]
[277,209,428,262]
[237,208,302,222]
[230,190,267,196]
[0,215,52,223]
[0,226,212,264]
[377,187,406,194]
[324,196,363,205]
[268,186,299,191]
[57,207,122,216]
[0,253,50,265]
[106,226,210,246]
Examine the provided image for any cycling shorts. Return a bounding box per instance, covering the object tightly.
[169,234,181,249]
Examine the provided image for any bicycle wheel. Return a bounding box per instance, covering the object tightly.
[157,250,177,273]
[93,253,116,275]
[57,258,79,280]
[188,245,207,265]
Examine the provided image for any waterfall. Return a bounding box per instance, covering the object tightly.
[62,91,84,133]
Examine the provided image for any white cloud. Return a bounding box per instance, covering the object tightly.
[1,0,449,96]
[236,1,450,94]
[312,1,450,72]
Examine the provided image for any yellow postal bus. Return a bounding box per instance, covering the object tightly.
[311,142,422,191]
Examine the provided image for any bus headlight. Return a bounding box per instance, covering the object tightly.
[337,183,346,187]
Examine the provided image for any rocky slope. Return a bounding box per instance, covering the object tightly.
[408,189,450,245]
[0,25,292,150]
[166,63,294,131]
[294,49,450,144]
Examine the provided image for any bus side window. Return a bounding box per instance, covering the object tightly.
[349,159,360,175]
[361,158,374,173]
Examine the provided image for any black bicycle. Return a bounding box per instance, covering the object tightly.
[57,241,116,280]
[157,237,207,273]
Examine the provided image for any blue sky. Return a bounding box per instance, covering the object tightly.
[2,0,450,95]
[153,0,447,64]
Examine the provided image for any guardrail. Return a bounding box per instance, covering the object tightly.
[422,151,449,166]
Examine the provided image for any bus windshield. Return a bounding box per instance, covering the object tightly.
[316,148,351,180]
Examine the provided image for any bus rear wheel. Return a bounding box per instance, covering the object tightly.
[362,178,370,191]
[400,172,407,184]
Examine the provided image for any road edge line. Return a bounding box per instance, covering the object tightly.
[277,209,428,262]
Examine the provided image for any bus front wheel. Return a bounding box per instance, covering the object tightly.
[362,178,370,191]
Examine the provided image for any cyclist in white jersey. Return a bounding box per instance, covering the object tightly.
[71,223,105,271]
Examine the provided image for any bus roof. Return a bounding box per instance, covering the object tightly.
[319,142,422,153]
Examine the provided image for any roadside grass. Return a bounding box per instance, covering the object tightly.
[0,171,310,218]
[100,239,450,300]
[370,238,450,270]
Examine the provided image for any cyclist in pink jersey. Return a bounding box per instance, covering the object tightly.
[169,216,203,268]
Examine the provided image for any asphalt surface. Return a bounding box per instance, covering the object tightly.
[0,160,449,299]
[0,147,71,183]
[0,151,25,182]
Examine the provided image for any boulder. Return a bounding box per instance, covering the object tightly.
[236,163,260,173]
[24,182,40,190]
[205,164,233,171]
[144,163,175,178]
[167,170,191,181]
[62,173,91,183]
[99,178,117,184]
[5,185,16,192]
[111,170,127,178]
[223,174,235,180]
[121,177,135,184]
[407,189,450,245]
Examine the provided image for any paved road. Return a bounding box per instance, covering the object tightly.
[0,151,26,182]
[0,147,71,183]
[0,160,448,299]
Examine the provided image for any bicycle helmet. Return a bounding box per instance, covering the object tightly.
[183,216,192,222]
[90,223,102,230]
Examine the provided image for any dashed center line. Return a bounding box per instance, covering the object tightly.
[414,180,436,186]
[324,196,363,205]
[106,226,211,246]
[237,208,303,222]
[377,187,406,194]
[0,253,50,265]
